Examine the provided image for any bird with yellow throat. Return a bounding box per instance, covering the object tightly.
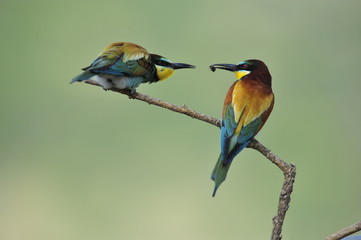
[210,59,274,196]
[71,42,195,93]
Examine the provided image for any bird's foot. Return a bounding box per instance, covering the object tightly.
[127,89,137,99]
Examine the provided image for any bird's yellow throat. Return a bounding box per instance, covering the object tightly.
[235,70,251,80]
[156,66,175,81]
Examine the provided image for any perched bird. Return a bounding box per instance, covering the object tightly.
[209,59,274,196]
[71,42,195,92]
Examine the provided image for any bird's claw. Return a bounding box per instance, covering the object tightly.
[127,89,137,99]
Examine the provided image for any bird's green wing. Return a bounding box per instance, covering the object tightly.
[84,43,154,77]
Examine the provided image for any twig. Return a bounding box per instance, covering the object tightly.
[325,221,361,240]
[83,80,296,240]
[248,140,296,240]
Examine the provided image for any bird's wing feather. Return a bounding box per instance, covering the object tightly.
[83,44,153,77]
[220,80,274,164]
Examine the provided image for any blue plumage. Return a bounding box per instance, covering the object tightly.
[70,71,96,83]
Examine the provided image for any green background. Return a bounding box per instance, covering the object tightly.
[1,0,361,239]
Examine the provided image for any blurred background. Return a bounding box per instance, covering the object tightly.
[1,0,361,239]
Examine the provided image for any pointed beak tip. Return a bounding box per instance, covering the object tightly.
[172,63,196,69]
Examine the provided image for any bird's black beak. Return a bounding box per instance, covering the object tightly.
[171,63,196,69]
[209,63,237,72]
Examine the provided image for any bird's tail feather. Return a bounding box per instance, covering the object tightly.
[211,154,231,197]
[70,71,95,84]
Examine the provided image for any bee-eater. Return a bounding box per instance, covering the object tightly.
[71,42,195,92]
[209,59,274,196]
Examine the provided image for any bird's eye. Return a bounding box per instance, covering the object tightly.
[242,64,249,70]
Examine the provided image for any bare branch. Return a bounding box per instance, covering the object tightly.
[325,221,361,240]
[83,80,296,240]
[248,140,296,240]
[85,80,220,127]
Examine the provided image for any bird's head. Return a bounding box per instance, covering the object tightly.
[210,59,271,86]
[151,54,195,81]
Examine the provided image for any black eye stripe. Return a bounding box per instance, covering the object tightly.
[155,60,171,67]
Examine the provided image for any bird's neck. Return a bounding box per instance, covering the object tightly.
[246,71,272,87]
